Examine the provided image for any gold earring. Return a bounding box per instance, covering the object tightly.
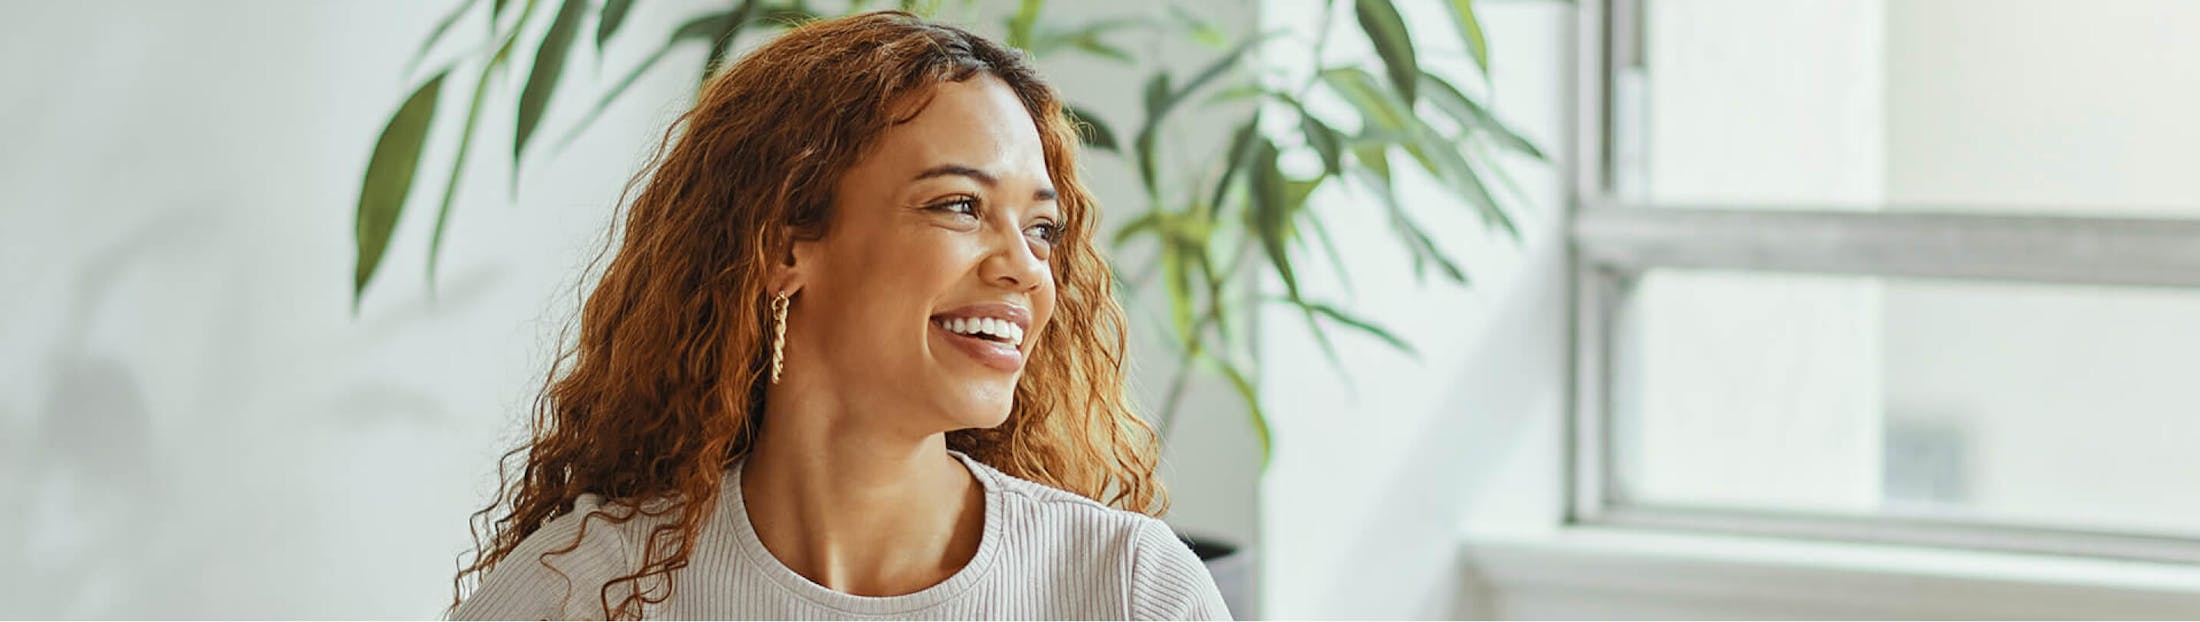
[769,291,791,384]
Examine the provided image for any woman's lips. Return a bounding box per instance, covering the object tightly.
[931,320,1024,373]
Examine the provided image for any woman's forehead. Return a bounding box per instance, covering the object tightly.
[865,76,1051,185]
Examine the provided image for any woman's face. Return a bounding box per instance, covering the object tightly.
[782,74,1060,434]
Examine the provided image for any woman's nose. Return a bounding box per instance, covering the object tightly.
[980,227,1047,291]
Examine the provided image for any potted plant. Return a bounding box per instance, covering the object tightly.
[351,0,1540,617]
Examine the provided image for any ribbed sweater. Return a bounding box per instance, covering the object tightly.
[449,451,1232,620]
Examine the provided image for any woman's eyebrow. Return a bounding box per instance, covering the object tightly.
[912,163,1058,202]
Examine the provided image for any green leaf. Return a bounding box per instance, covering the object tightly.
[1420,70,1543,160]
[1133,72,1171,198]
[1320,67,1413,133]
[597,0,637,49]
[1006,0,1043,49]
[1295,302,1346,382]
[1405,213,1470,283]
[1285,177,1320,211]
[1147,207,1219,353]
[900,0,941,16]
[355,70,449,308]
[1208,356,1271,469]
[1028,18,1145,62]
[407,0,484,75]
[1194,243,1231,347]
[698,1,758,90]
[1206,113,1260,210]
[1326,68,1516,239]
[1201,82,1265,107]
[1416,121,1516,238]
[1266,90,1342,176]
[429,73,493,290]
[1171,35,1267,114]
[1298,110,1344,175]
[1111,210,1163,247]
[1354,0,1419,103]
[1304,301,1415,354]
[1161,236,1195,346]
[428,16,529,288]
[1069,37,1135,64]
[1300,207,1355,295]
[492,0,510,25]
[552,9,739,154]
[1444,0,1490,71]
[1133,129,1160,201]
[1248,138,1302,302]
[1354,142,1391,180]
[1166,4,1229,49]
[1133,34,1268,201]
[1357,167,1471,285]
[1468,135,1534,204]
[1064,103,1118,152]
[1140,72,1173,121]
[513,0,586,162]
[756,2,820,26]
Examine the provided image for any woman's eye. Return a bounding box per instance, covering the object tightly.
[1026,222,1061,246]
[930,197,978,218]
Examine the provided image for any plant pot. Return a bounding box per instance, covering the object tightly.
[1181,532,1256,620]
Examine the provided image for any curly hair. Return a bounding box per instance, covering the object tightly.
[446,10,1164,620]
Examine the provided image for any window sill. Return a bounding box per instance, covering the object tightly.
[1459,526,2200,619]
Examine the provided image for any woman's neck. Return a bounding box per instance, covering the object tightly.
[741,391,985,597]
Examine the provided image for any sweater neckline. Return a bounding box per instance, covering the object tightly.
[722,449,1006,615]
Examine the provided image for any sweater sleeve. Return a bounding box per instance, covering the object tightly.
[1127,517,1233,621]
[450,495,638,621]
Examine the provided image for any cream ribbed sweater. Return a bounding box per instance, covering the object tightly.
[449,451,1231,620]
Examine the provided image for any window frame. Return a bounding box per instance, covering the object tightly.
[1562,0,2200,566]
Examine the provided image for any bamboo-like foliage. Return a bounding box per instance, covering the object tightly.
[351,0,1543,466]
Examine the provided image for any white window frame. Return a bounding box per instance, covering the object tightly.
[1562,0,2200,567]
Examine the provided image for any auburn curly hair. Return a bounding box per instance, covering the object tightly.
[446,10,1165,620]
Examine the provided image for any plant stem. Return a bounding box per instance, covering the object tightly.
[1156,345,1197,440]
[1154,235,1258,444]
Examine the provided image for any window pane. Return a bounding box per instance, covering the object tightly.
[1612,0,2200,217]
[1610,269,2200,538]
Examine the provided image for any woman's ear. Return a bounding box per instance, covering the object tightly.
[767,225,813,297]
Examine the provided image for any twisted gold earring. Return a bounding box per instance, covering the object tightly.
[769,291,791,384]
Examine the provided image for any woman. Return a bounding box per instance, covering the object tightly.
[446,10,1230,621]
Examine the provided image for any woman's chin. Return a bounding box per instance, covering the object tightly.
[962,403,1014,430]
[929,368,1021,429]
[939,395,1014,431]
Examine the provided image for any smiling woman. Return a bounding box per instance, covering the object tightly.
[444,10,1228,621]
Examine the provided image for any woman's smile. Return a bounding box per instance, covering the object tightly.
[929,302,1031,373]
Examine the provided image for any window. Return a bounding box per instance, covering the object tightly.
[1569,0,2200,564]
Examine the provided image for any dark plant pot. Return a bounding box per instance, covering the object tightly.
[1181,532,1256,620]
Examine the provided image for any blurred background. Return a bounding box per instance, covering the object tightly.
[5,0,2200,618]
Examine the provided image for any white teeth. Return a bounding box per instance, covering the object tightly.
[940,316,1023,346]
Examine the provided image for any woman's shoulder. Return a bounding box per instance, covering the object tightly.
[958,455,1185,562]
[958,458,1231,620]
[959,454,1152,531]
[449,493,680,620]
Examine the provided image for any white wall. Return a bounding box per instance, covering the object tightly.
[1254,0,1572,618]
[0,1,698,616]
[0,0,1259,617]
